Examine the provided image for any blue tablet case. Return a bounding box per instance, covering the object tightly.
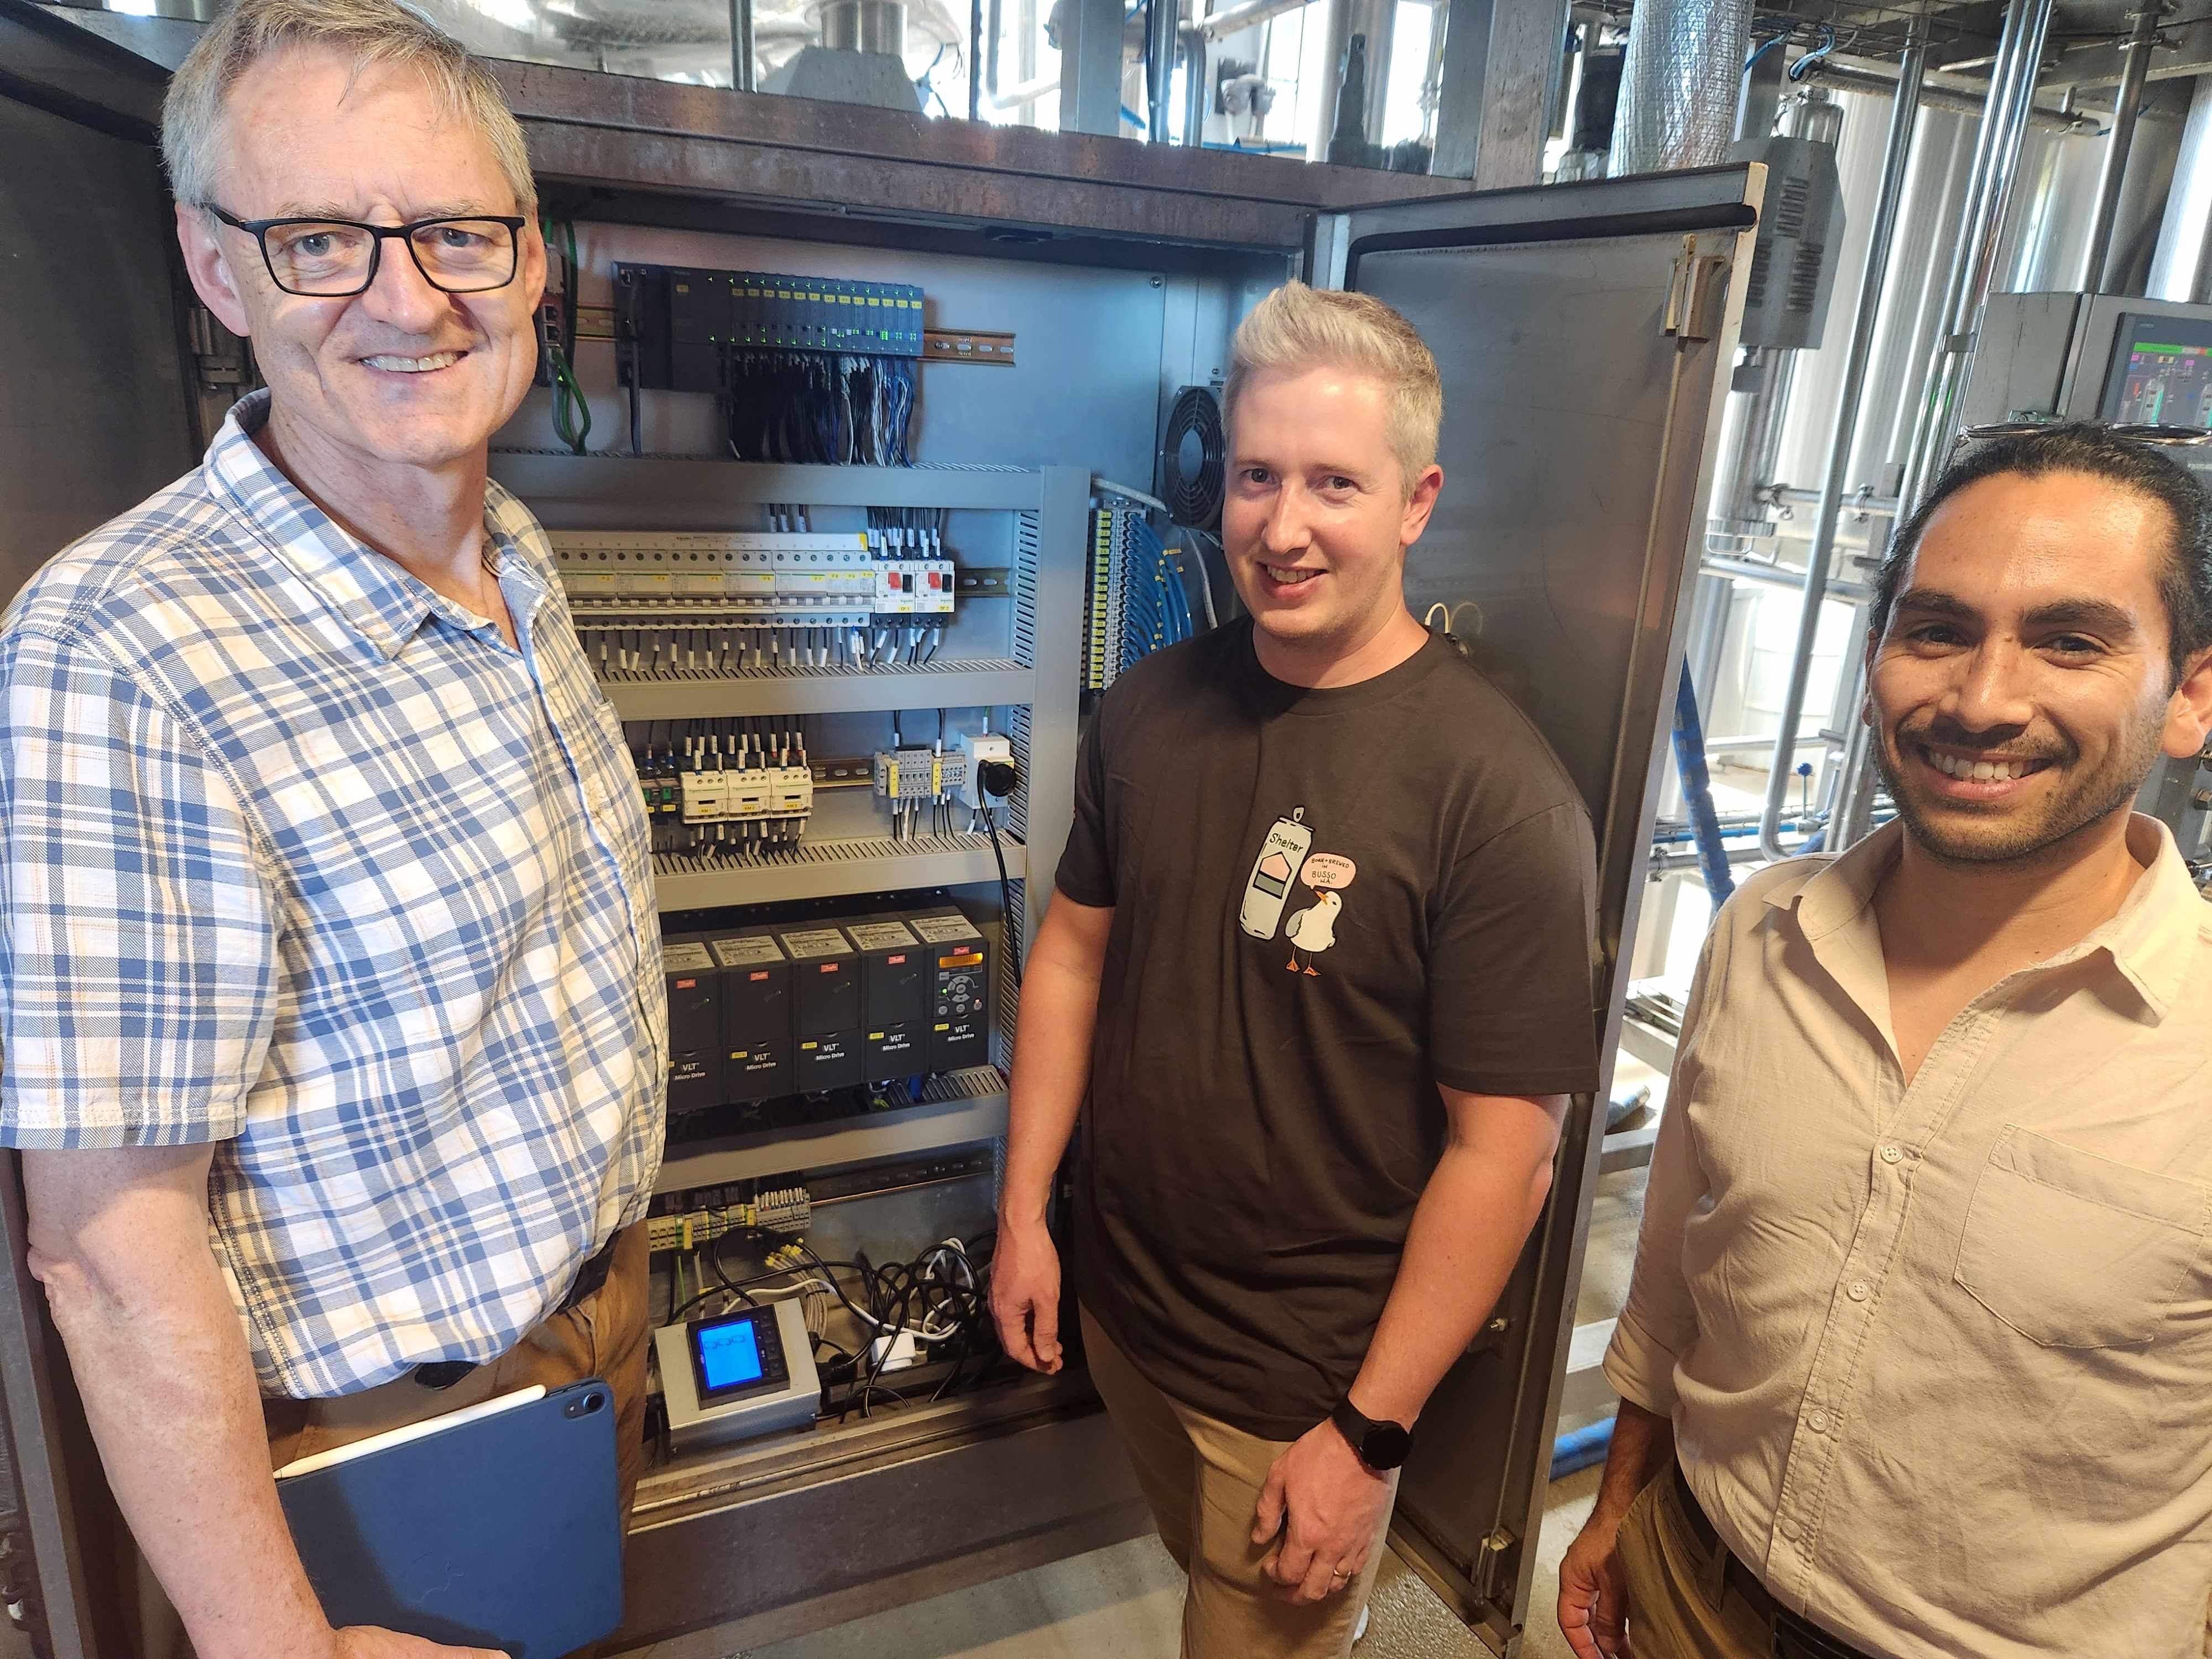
[276,1378,624,1658]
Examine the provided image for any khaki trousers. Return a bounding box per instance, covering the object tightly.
[132,1222,651,1659]
[1081,1307,1399,1659]
[1615,1470,1773,1659]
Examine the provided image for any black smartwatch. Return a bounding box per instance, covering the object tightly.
[1329,1397,1412,1471]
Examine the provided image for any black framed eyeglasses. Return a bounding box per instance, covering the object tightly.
[206,206,526,298]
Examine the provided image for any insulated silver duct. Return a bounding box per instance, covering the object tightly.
[1608,0,1752,175]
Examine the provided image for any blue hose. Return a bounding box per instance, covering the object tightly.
[1551,1416,1614,1480]
[1671,662,1736,906]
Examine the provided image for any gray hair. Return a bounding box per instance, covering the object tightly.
[163,0,536,218]
[1223,281,1444,491]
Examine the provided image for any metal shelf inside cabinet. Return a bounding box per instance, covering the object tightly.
[655,1069,1010,1192]
[488,450,1044,514]
[651,832,1024,910]
[601,660,1035,721]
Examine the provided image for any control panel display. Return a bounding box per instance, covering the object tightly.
[697,1316,765,1392]
[687,1306,791,1402]
[2103,314,2212,431]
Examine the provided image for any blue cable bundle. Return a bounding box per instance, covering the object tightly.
[1119,516,1196,676]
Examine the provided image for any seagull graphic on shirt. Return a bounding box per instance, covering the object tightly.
[1284,891,1342,975]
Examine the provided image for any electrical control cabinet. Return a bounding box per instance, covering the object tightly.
[0,17,1757,1656]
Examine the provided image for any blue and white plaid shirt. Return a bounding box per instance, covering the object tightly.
[0,391,665,1398]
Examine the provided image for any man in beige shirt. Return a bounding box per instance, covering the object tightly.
[1558,423,2212,1659]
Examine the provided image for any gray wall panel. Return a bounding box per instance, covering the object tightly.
[0,94,196,607]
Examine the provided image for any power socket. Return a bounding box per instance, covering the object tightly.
[957,731,1013,810]
[868,1330,922,1373]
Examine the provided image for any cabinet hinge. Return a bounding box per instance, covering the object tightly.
[189,304,249,389]
[1663,239,1732,342]
[1472,1525,1520,1605]
[0,1526,42,1635]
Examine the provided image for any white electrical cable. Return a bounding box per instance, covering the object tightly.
[1092,475,1170,514]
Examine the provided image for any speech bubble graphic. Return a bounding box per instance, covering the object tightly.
[1301,853,1356,891]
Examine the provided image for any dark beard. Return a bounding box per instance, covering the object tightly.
[1871,718,2164,867]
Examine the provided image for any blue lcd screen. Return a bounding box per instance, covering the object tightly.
[696,1317,766,1392]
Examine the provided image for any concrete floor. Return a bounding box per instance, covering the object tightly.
[734,1463,1608,1659]
[734,1145,1653,1659]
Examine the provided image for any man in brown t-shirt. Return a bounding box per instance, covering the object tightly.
[990,283,1602,1658]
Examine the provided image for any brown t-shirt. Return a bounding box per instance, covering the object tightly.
[1057,621,1601,1438]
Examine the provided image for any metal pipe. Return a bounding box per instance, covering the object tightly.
[1198,0,1307,43]
[731,0,758,91]
[985,69,1060,106]
[1891,0,2057,521]
[1702,554,1875,601]
[985,0,1004,103]
[1797,60,2096,134]
[2084,7,2161,292]
[1146,0,1178,140]
[1708,346,1797,536]
[1700,737,1820,754]
[1827,650,1881,849]
[1763,484,1898,515]
[1303,0,1348,160]
[2154,77,2212,300]
[1760,24,1926,862]
[969,0,983,114]
[1182,22,1208,145]
[821,0,907,53]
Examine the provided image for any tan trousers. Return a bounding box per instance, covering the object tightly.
[1082,1307,1399,1659]
[133,1222,652,1659]
[1615,1470,1773,1659]
[262,1220,654,1514]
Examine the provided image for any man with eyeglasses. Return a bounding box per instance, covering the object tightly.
[0,4,661,1657]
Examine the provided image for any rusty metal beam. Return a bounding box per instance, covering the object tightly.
[496,58,1469,251]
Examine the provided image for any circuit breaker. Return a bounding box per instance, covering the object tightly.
[662,936,723,1115]
[778,925,863,1092]
[708,930,794,1104]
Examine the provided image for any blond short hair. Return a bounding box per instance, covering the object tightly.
[1223,281,1443,491]
[163,0,536,218]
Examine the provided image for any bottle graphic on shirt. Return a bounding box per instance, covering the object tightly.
[1239,808,1312,940]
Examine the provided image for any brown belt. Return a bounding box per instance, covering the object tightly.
[412,1231,622,1390]
[1669,1465,1877,1659]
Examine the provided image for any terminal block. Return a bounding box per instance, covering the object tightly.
[871,744,970,839]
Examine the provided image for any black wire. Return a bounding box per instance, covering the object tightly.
[666,1253,872,1323]
[707,1229,762,1307]
[984,805,1022,983]
[628,353,642,456]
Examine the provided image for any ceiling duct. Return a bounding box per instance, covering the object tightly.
[1607,0,1751,175]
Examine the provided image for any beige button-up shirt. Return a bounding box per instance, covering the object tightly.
[1606,815,2212,1658]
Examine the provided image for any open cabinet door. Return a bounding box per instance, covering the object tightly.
[0,3,210,1651]
[1308,164,1761,1655]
